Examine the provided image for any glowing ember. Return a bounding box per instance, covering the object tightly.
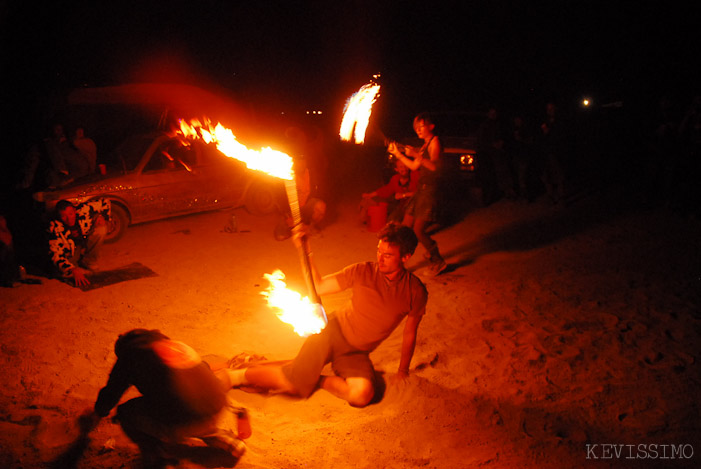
[261,270,327,337]
[339,78,381,144]
[178,118,294,180]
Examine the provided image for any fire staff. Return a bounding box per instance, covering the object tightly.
[222,223,428,407]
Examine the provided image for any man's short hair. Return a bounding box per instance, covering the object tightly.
[115,329,169,357]
[377,222,418,258]
[55,200,75,214]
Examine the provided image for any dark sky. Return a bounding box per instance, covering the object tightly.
[1,1,698,139]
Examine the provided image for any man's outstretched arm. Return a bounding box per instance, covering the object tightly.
[397,313,423,378]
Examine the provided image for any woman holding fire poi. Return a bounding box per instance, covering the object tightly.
[388,112,448,276]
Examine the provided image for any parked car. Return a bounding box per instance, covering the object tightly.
[33,132,281,242]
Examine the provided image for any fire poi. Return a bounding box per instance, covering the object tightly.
[339,76,381,144]
[176,118,327,336]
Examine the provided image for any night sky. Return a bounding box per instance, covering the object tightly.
[1,1,699,148]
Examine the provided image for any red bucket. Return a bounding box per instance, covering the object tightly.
[367,202,387,232]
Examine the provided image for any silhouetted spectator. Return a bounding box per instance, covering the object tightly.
[644,95,681,204]
[674,95,701,217]
[476,108,510,205]
[44,123,91,187]
[274,126,327,240]
[505,114,536,201]
[16,142,44,190]
[0,214,21,287]
[73,127,98,173]
[537,102,569,206]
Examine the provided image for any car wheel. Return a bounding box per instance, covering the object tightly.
[106,204,129,243]
[244,181,278,215]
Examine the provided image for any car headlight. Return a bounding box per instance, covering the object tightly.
[459,153,476,171]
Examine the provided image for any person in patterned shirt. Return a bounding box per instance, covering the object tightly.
[47,198,110,287]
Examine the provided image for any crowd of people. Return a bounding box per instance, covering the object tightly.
[472,102,572,207]
[17,123,98,192]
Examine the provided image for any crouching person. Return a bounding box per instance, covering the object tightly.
[80,329,246,468]
[47,198,110,287]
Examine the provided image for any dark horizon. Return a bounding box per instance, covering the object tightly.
[2,1,699,158]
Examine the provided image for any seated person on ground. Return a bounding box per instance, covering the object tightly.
[223,223,428,408]
[360,160,418,225]
[47,198,110,287]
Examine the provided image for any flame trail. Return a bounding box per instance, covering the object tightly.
[178,118,294,180]
[339,78,381,144]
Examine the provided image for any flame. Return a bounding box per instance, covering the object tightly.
[261,270,327,337]
[178,118,294,180]
[339,79,381,144]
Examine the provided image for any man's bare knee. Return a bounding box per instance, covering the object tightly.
[346,379,374,407]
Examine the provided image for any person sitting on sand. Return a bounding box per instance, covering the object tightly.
[359,159,418,225]
[221,223,428,407]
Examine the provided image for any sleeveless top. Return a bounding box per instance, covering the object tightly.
[417,135,442,188]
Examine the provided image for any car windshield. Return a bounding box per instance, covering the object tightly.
[109,134,159,171]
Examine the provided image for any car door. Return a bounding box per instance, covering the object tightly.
[131,136,206,220]
[191,145,250,210]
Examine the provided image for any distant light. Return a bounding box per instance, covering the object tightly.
[582,99,590,107]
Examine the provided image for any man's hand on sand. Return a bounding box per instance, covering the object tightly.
[73,267,91,287]
[390,369,410,388]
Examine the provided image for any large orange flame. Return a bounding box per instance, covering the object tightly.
[177,119,325,337]
[339,78,381,144]
[261,270,327,337]
[178,118,294,180]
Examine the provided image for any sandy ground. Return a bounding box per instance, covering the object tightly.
[1,187,700,468]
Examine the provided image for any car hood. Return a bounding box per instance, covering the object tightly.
[34,171,138,207]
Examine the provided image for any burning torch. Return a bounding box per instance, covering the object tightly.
[176,118,327,337]
[282,173,328,330]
